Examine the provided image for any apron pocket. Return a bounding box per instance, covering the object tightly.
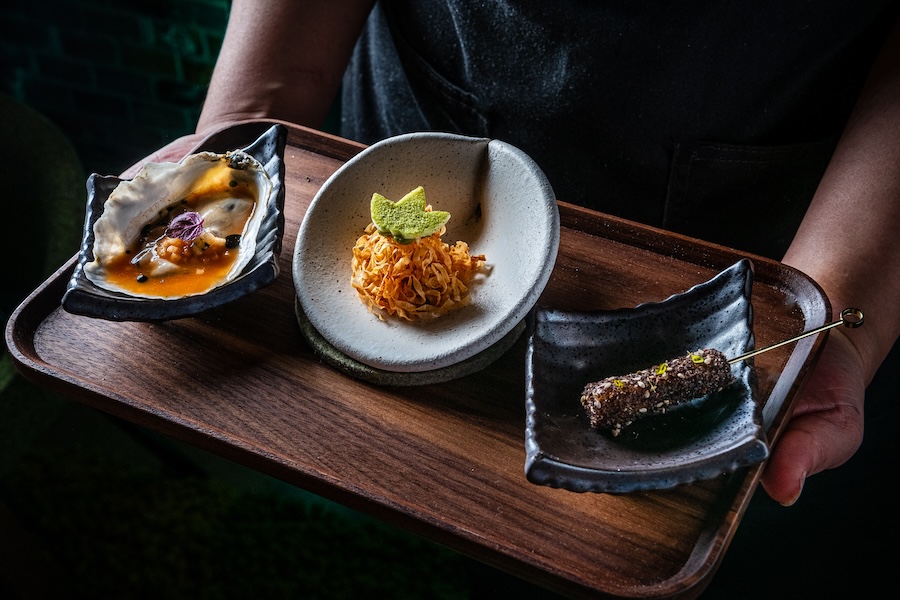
[387,13,489,137]
[663,139,834,259]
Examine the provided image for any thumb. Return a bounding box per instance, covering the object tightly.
[759,330,865,505]
[759,428,813,505]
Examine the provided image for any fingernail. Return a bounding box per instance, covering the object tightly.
[780,475,805,507]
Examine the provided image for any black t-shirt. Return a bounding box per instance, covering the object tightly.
[341,0,898,257]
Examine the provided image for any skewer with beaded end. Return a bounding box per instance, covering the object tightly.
[580,308,864,437]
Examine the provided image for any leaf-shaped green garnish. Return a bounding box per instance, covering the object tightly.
[370,186,450,244]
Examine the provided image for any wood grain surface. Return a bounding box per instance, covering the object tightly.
[5,122,830,600]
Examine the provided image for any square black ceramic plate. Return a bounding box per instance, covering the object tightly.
[62,123,287,321]
[525,259,769,494]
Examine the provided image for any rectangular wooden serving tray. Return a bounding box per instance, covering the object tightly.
[5,122,829,599]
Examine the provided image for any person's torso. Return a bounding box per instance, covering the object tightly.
[342,0,897,257]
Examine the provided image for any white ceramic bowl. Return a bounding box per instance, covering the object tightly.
[293,132,559,379]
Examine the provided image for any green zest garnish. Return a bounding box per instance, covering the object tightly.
[690,352,705,364]
[370,186,451,244]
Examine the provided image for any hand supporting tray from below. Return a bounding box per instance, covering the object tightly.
[4,122,829,600]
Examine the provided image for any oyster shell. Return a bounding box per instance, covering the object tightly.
[84,149,273,299]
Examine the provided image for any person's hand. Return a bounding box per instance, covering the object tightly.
[759,328,866,505]
[120,132,207,179]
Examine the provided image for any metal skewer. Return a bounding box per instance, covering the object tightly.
[728,307,864,364]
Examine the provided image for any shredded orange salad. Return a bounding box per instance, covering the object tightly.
[351,223,487,321]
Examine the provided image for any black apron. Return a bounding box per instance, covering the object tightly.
[341,0,897,258]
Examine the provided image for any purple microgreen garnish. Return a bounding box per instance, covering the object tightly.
[166,211,204,241]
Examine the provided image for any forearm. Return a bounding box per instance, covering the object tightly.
[782,17,900,383]
[196,0,375,135]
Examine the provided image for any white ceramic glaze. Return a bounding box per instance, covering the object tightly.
[293,132,560,373]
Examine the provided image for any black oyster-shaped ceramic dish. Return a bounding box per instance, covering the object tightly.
[525,259,768,494]
[62,123,287,321]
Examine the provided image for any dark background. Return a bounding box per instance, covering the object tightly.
[2,0,224,177]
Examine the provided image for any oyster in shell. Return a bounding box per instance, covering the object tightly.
[84,149,272,299]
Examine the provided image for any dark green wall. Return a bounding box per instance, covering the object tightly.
[1,0,230,177]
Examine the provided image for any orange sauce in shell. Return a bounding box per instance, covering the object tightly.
[102,161,258,298]
[102,238,240,298]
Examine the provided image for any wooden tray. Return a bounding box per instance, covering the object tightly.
[4,122,829,599]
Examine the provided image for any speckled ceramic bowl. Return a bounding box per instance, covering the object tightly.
[62,123,287,322]
[525,259,769,494]
[293,132,559,383]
